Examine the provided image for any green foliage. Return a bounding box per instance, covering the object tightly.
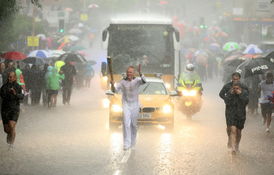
[0,0,42,51]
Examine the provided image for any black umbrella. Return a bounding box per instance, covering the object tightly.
[236,56,274,78]
[59,53,87,63]
[23,57,45,65]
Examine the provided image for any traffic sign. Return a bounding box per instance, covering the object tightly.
[27,36,39,47]
[80,13,88,21]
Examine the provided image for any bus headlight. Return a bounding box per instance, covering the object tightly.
[102,98,110,108]
[162,104,172,114]
[111,104,123,113]
[181,90,197,97]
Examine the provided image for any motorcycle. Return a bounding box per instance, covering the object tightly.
[176,81,202,119]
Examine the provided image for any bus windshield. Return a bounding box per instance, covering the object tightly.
[107,24,174,74]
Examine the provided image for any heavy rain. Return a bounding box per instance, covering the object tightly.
[0,0,274,175]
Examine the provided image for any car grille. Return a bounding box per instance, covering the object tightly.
[142,107,158,113]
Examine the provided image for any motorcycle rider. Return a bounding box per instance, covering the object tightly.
[178,64,203,93]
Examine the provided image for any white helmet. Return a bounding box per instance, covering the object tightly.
[186,64,195,71]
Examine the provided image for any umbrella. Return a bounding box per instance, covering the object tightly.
[49,50,65,58]
[28,50,50,58]
[59,53,87,63]
[88,3,99,8]
[223,42,240,52]
[243,44,263,54]
[68,45,86,52]
[68,28,82,34]
[1,51,26,61]
[58,35,79,43]
[65,8,73,12]
[23,57,45,65]
[236,56,274,78]
[36,34,46,40]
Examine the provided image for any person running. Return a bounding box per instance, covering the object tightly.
[60,61,76,105]
[112,65,146,150]
[258,71,274,133]
[219,82,249,155]
[219,72,249,154]
[0,72,24,148]
[46,67,64,108]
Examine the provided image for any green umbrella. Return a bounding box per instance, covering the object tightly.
[223,42,240,52]
[68,45,86,52]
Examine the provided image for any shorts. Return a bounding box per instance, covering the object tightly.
[226,117,246,130]
[47,90,58,95]
[1,110,19,124]
[260,103,273,116]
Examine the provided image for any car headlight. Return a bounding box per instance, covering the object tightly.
[181,89,197,97]
[102,98,110,108]
[102,76,108,81]
[111,104,123,113]
[162,104,172,114]
[165,83,171,89]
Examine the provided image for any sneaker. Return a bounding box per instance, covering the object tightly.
[265,128,270,133]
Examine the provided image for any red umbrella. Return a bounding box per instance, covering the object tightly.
[1,51,27,61]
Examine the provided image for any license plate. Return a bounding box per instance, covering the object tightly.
[139,113,152,118]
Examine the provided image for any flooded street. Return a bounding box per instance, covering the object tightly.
[0,73,273,175]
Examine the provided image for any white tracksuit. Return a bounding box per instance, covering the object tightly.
[115,75,146,149]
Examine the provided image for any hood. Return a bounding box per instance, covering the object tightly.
[140,95,171,107]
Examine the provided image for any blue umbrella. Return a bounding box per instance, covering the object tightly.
[243,44,263,55]
[28,50,50,58]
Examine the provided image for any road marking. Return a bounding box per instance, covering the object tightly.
[120,149,131,163]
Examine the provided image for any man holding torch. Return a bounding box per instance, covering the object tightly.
[110,62,146,150]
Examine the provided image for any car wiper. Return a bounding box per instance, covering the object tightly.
[141,84,150,93]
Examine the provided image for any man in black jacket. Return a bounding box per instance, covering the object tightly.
[0,72,24,148]
[219,73,249,155]
[60,61,77,105]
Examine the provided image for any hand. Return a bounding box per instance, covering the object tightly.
[10,88,16,95]
[235,89,242,95]
[230,88,234,94]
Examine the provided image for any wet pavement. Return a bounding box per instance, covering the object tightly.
[0,75,273,175]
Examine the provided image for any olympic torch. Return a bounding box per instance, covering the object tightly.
[107,56,115,93]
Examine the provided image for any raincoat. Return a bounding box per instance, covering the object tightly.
[15,68,26,91]
[179,71,202,89]
[115,75,146,149]
[46,67,64,91]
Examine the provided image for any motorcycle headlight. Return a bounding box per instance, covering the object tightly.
[181,90,197,97]
[111,104,123,113]
[162,104,172,114]
[102,76,108,81]
[102,98,110,108]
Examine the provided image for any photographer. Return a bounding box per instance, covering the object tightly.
[0,72,24,149]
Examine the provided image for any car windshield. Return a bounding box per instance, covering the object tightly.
[139,82,167,95]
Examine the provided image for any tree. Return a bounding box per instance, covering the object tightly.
[0,0,41,51]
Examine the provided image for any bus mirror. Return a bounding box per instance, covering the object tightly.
[102,30,108,42]
[175,30,180,42]
[101,62,107,76]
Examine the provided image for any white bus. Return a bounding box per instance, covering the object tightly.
[101,17,180,90]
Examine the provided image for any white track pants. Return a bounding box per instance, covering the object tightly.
[122,103,139,149]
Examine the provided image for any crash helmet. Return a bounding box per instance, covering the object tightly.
[186,63,195,71]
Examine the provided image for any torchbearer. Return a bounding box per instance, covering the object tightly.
[110,63,146,150]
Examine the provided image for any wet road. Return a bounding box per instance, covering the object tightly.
[0,74,274,175]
